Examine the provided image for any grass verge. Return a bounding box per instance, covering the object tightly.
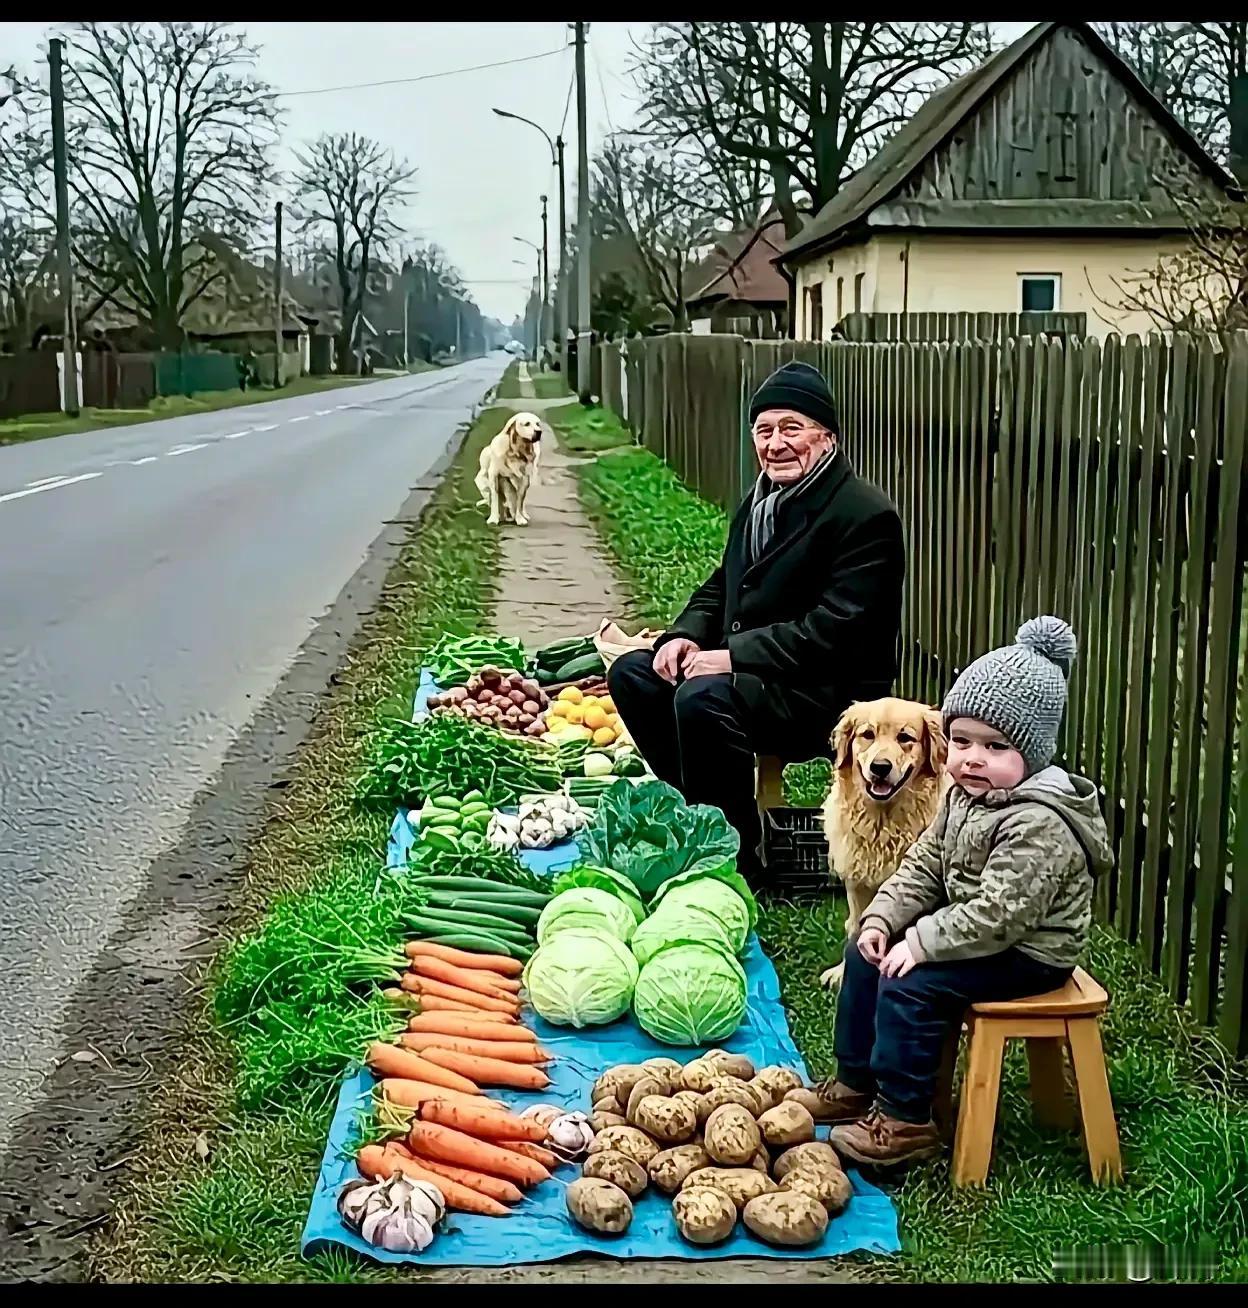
[90,407,509,1283]
[495,360,522,399]
[0,373,383,447]
[532,370,570,400]
[546,400,635,455]
[544,400,1248,1283]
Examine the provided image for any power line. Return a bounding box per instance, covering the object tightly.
[558,62,575,137]
[280,46,569,99]
[591,41,616,137]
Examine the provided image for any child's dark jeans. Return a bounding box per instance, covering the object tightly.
[834,935,1072,1124]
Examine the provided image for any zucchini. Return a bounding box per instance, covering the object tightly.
[408,876,550,904]
[419,828,461,852]
[404,909,533,941]
[460,801,492,819]
[461,789,486,805]
[427,794,463,811]
[536,636,596,669]
[427,895,542,925]
[553,651,607,682]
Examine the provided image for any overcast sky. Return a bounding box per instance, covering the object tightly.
[2,21,1037,322]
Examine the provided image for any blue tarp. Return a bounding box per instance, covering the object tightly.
[299,669,900,1267]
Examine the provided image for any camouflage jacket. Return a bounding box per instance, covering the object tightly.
[860,766,1114,969]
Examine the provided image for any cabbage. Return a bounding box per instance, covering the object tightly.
[647,878,752,952]
[523,928,639,1028]
[632,940,748,1046]
[649,863,759,930]
[552,864,646,925]
[536,887,636,944]
[630,903,737,967]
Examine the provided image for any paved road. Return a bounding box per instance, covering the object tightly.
[0,357,504,1153]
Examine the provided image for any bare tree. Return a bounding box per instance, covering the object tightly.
[1098,21,1248,183]
[593,138,724,333]
[0,85,55,349]
[10,23,280,348]
[632,22,993,239]
[1091,160,1247,331]
[294,132,415,373]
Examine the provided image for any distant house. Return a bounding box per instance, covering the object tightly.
[777,21,1246,340]
[686,213,788,338]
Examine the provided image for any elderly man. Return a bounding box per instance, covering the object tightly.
[608,360,904,882]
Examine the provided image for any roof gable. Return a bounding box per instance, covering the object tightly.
[687,215,788,309]
[781,21,1243,263]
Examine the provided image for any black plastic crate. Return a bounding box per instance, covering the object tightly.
[762,807,832,898]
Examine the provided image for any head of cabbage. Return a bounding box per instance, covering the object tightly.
[537,886,637,945]
[523,927,639,1028]
[645,878,752,952]
[632,940,748,1046]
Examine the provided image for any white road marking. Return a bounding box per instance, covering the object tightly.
[25,475,70,488]
[222,430,249,440]
[130,456,158,465]
[0,472,102,505]
[335,404,350,410]
[288,415,310,424]
[252,423,278,432]
[166,443,206,457]
[315,408,334,415]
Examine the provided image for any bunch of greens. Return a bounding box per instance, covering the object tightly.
[425,629,527,686]
[355,711,562,808]
[579,778,740,904]
[783,758,833,808]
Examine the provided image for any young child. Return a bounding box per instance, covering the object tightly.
[816,616,1113,1167]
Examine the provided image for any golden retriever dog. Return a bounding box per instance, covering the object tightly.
[475,411,542,526]
[819,697,948,989]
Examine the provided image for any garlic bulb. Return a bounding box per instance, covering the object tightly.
[546,1111,595,1161]
[520,1103,564,1131]
[337,1171,446,1252]
[337,1179,376,1229]
[360,1205,435,1254]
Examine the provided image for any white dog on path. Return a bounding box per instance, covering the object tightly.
[475,411,542,526]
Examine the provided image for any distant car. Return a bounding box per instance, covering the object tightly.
[503,340,525,356]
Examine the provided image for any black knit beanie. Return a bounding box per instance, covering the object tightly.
[748,361,840,435]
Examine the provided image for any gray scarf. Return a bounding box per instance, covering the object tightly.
[745,448,839,565]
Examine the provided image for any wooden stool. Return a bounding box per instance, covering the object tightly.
[941,966,1123,1187]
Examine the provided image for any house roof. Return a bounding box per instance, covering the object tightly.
[780,21,1245,265]
[687,214,789,312]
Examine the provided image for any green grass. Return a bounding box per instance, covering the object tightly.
[532,370,570,400]
[92,407,510,1283]
[546,400,635,455]
[559,400,1248,1283]
[0,373,384,447]
[495,359,522,399]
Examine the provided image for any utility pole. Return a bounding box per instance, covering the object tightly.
[540,193,549,362]
[574,21,592,404]
[272,200,284,388]
[555,135,567,371]
[49,38,79,417]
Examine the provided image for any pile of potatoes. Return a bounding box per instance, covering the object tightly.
[564,1051,851,1249]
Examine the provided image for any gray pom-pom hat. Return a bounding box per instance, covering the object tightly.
[942,616,1077,775]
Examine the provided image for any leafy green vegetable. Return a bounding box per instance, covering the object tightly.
[579,779,739,903]
[536,887,637,945]
[632,940,748,1046]
[630,904,738,967]
[425,630,527,686]
[355,712,562,808]
[650,862,759,930]
[783,757,833,808]
[552,864,646,924]
[646,877,753,952]
[523,927,639,1028]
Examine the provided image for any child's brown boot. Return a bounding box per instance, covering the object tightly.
[830,1106,941,1167]
[809,1079,875,1122]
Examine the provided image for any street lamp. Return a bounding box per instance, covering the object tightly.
[493,106,566,364]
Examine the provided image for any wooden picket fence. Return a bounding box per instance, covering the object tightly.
[596,329,1248,1053]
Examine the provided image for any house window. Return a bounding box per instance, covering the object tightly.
[853,272,865,313]
[1019,273,1061,312]
[806,283,823,340]
[836,276,844,322]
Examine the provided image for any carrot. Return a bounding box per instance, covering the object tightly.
[408,955,518,1000]
[395,1150,524,1205]
[420,1046,552,1091]
[396,981,478,1013]
[405,940,524,977]
[501,1140,559,1169]
[399,1033,552,1064]
[357,1145,510,1217]
[403,974,521,1015]
[409,1122,550,1187]
[377,1078,506,1111]
[406,1013,531,1040]
[419,1098,549,1143]
[365,1042,481,1094]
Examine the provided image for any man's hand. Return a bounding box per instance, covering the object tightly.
[880,939,919,978]
[653,638,699,685]
[682,649,732,679]
[857,926,888,965]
